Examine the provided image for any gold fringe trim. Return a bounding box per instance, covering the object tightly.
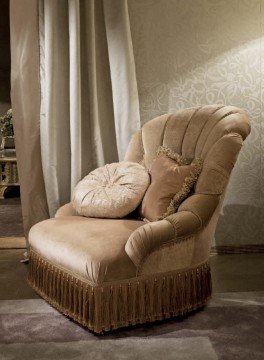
[157,146,191,165]
[156,146,203,219]
[28,250,212,334]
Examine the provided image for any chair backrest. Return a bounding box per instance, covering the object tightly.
[125,105,250,197]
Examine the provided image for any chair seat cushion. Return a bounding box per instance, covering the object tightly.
[29,216,144,285]
[72,161,150,218]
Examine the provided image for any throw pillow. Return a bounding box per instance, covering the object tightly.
[139,146,203,221]
[72,161,150,218]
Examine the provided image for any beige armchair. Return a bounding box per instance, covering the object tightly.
[28,104,250,333]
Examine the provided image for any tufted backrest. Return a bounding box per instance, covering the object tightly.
[125,105,250,198]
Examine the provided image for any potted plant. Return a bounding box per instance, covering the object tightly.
[0,109,15,150]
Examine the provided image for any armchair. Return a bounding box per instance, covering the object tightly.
[28,105,250,333]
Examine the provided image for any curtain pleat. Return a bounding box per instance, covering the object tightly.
[10,0,49,243]
[39,0,122,217]
[104,0,141,159]
[10,0,140,232]
[39,0,71,217]
[68,0,82,190]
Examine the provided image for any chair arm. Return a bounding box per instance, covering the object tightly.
[55,202,78,218]
[125,193,219,268]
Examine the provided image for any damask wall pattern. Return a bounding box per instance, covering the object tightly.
[128,0,263,245]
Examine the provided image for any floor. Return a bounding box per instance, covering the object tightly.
[0,198,264,359]
[0,197,24,238]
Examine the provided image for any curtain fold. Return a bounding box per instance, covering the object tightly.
[39,0,71,217]
[10,0,49,244]
[10,0,140,235]
[104,0,141,159]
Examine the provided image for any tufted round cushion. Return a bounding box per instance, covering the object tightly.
[72,161,150,218]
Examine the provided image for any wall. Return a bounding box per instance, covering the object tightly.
[0,0,11,116]
[128,0,263,246]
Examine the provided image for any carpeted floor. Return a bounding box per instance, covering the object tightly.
[0,197,26,250]
[0,199,264,359]
[0,292,263,359]
[0,197,25,241]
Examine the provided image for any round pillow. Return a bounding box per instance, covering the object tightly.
[72,161,150,218]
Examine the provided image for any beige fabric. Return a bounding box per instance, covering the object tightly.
[104,0,141,159]
[140,194,224,276]
[10,0,49,242]
[125,198,215,270]
[140,237,196,275]
[124,105,250,272]
[10,1,140,237]
[38,0,119,217]
[128,106,250,168]
[30,105,250,284]
[27,104,250,332]
[29,216,143,285]
[139,149,202,222]
[72,161,150,218]
[124,130,144,165]
[176,194,220,226]
[195,133,244,194]
[55,203,78,218]
[125,220,175,268]
[38,0,141,217]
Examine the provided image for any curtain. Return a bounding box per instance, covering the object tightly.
[10,0,49,245]
[10,0,140,240]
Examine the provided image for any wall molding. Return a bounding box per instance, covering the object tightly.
[210,245,264,255]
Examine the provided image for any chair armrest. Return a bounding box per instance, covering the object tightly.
[125,193,219,268]
[55,202,78,218]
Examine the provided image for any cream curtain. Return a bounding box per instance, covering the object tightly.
[10,0,140,240]
[10,0,49,244]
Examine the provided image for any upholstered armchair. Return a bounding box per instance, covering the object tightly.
[28,105,250,333]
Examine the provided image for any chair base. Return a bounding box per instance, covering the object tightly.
[28,250,212,333]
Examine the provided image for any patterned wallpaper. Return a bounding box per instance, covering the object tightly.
[128,0,263,245]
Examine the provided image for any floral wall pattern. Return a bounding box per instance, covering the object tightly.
[128,0,263,245]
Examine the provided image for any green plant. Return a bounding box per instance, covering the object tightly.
[0,109,14,137]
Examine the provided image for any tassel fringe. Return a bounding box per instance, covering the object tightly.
[28,250,212,333]
[155,146,203,219]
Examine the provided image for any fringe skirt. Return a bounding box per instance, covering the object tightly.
[28,249,212,333]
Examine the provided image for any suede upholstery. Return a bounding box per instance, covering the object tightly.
[139,153,202,221]
[55,202,78,217]
[30,104,250,283]
[124,105,250,275]
[28,104,250,332]
[29,216,143,284]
